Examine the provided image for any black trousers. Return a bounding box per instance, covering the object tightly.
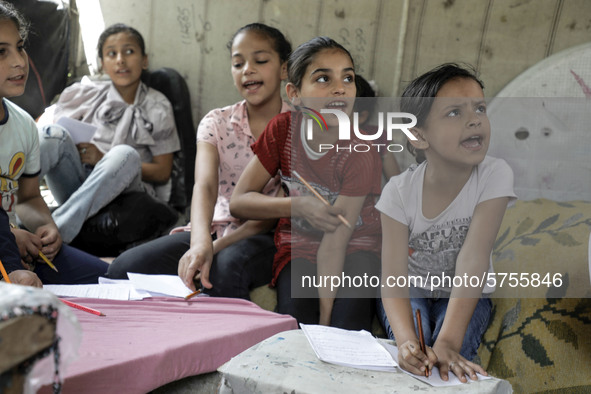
[275,250,380,331]
[107,231,275,299]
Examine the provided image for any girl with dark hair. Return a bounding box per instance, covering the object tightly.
[231,36,382,330]
[108,23,292,300]
[0,1,108,285]
[377,63,515,381]
[37,23,180,243]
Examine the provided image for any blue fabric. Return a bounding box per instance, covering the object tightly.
[107,231,275,300]
[276,251,381,331]
[39,124,144,243]
[34,243,109,284]
[377,288,492,361]
[0,207,23,273]
[2,203,108,283]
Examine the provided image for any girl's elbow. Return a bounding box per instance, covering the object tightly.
[229,195,245,219]
[144,172,170,184]
[151,164,174,183]
[156,172,172,184]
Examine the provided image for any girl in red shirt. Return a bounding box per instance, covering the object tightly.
[231,37,382,330]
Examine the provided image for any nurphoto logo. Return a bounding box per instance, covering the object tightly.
[302,107,417,153]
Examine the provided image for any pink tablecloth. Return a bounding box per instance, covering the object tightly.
[40,297,297,394]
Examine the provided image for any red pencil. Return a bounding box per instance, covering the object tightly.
[61,298,106,317]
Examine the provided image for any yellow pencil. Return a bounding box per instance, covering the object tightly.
[38,251,59,272]
[292,170,352,229]
[0,259,12,283]
[9,223,59,272]
[185,288,202,300]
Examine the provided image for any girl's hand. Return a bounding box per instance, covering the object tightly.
[12,228,43,265]
[178,239,214,291]
[35,224,62,261]
[398,339,437,376]
[77,143,103,166]
[8,270,43,288]
[432,340,487,382]
[292,196,343,232]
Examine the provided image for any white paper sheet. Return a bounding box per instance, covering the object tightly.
[126,273,195,298]
[385,344,492,387]
[44,275,205,301]
[56,117,97,144]
[300,323,398,372]
[98,277,150,300]
[43,284,130,300]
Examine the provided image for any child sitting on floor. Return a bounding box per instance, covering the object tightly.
[107,23,292,299]
[0,1,107,285]
[38,23,180,244]
[230,36,382,330]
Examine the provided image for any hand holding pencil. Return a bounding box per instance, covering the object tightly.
[0,259,43,288]
[292,171,352,231]
[415,309,430,377]
[11,224,60,271]
[37,251,59,272]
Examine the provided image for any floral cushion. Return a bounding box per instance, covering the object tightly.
[478,199,591,393]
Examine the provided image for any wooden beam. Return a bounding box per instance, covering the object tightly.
[0,315,56,374]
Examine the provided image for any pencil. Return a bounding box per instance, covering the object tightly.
[185,289,202,300]
[61,298,106,317]
[0,259,11,283]
[8,223,58,273]
[38,251,59,272]
[415,309,429,377]
[292,170,352,229]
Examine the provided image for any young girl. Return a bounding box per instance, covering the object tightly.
[377,63,516,382]
[38,23,180,243]
[0,1,108,286]
[230,37,382,330]
[107,23,292,299]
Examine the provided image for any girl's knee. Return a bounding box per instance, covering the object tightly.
[105,261,128,279]
[107,251,140,279]
[39,124,71,147]
[100,145,141,175]
[106,144,140,163]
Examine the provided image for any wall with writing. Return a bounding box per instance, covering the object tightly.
[94,0,591,127]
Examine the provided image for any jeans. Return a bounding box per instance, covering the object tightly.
[34,244,109,284]
[38,125,144,243]
[107,231,276,300]
[276,251,381,331]
[377,287,492,361]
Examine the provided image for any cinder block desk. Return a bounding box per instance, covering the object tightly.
[218,329,513,394]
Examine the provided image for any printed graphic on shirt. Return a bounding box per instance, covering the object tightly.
[409,217,471,278]
[0,151,25,213]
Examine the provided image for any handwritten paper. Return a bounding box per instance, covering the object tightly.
[43,284,131,300]
[98,277,151,300]
[384,344,491,387]
[300,324,398,372]
[44,275,206,300]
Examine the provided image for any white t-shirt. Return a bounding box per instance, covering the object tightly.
[376,156,516,293]
[0,99,40,222]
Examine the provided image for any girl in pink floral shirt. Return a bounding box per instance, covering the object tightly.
[108,23,291,299]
